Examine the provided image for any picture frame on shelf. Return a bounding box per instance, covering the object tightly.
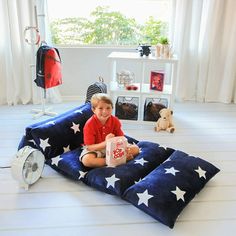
[150,71,165,91]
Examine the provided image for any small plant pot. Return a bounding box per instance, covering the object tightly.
[155,44,162,58]
[162,44,171,58]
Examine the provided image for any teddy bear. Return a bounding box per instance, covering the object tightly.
[154,108,175,133]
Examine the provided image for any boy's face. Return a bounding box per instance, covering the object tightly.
[93,100,113,123]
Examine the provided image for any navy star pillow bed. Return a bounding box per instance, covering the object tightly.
[123,150,220,228]
[18,102,220,228]
[18,103,93,153]
[84,142,175,196]
[19,103,93,159]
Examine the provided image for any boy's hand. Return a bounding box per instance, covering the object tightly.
[126,147,134,161]
[126,144,140,161]
[105,133,115,141]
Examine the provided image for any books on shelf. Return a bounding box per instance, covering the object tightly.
[150,70,165,91]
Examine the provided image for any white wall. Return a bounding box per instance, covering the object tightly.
[58,47,132,100]
[57,47,163,101]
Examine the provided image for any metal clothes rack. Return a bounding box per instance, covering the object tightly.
[24,5,57,119]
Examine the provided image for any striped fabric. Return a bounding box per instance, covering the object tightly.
[85,80,107,103]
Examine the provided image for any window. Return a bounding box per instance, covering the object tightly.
[47,0,172,46]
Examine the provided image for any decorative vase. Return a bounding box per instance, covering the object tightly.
[163,44,171,58]
[155,44,162,58]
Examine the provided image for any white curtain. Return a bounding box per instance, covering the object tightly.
[0,0,61,105]
[172,0,236,103]
[0,0,35,105]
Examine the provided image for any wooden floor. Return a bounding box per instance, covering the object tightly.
[0,101,236,236]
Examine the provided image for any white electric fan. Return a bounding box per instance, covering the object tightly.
[11,146,45,190]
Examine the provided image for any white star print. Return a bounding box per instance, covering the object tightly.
[28,139,36,145]
[135,178,143,184]
[45,121,55,125]
[39,138,50,151]
[158,144,167,149]
[163,157,171,163]
[165,167,180,176]
[105,174,120,188]
[78,171,87,179]
[137,189,153,206]
[63,145,70,153]
[71,122,80,134]
[134,158,148,166]
[74,109,83,114]
[51,155,62,166]
[195,166,206,179]
[171,186,186,202]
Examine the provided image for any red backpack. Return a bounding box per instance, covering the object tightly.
[35,45,62,89]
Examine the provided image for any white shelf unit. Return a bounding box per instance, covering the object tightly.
[108,51,178,122]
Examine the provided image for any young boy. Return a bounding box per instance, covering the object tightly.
[79,93,139,168]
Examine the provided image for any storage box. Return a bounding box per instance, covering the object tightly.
[115,96,139,120]
[143,97,168,121]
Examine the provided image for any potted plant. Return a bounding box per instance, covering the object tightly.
[159,36,169,45]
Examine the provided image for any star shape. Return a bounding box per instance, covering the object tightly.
[71,122,80,134]
[28,139,36,145]
[78,171,87,179]
[51,155,62,166]
[46,121,55,125]
[39,138,50,151]
[105,174,120,188]
[165,167,180,176]
[195,166,206,179]
[163,157,172,163]
[171,186,186,202]
[63,145,70,153]
[134,178,142,184]
[137,189,153,206]
[74,109,83,114]
[134,158,148,166]
[158,144,167,149]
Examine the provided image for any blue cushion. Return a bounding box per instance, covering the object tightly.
[19,104,91,150]
[46,147,92,180]
[18,135,38,150]
[30,103,93,159]
[123,150,220,228]
[46,136,140,181]
[18,104,92,151]
[84,141,175,196]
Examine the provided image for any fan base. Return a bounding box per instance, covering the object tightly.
[20,183,29,190]
[31,107,57,119]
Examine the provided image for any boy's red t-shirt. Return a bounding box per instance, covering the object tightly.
[83,114,124,145]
